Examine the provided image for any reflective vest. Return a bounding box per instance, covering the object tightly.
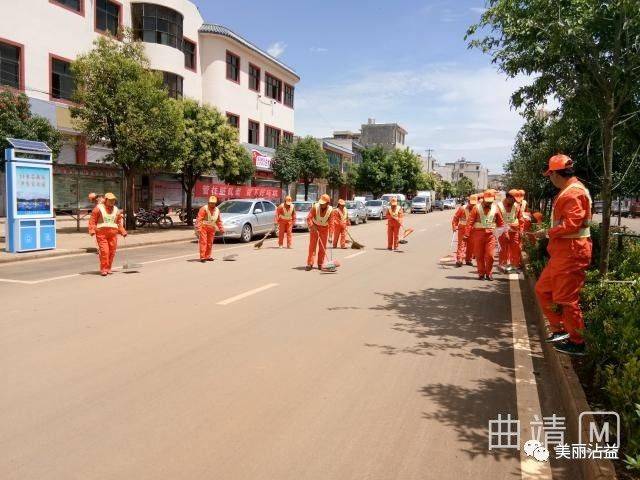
[497,202,520,227]
[336,206,348,224]
[279,204,294,220]
[388,206,401,219]
[473,203,498,229]
[521,199,531,221]
[551,181,592,238]
[97,204,119,229]
[202,206,220,227]
[313,204,333,226]
[458,206,471,226]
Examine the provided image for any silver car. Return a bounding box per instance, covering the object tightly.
[293,201,313,231]
[346,200,367,225]
[411,196,431,214]
[217,198,278,243]
[365,199,388,220]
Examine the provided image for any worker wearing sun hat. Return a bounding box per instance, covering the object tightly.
[452,194,478,267]
[385,196,404,250]
[464,189,505,280]
[196,195,224,262]
[275,195,296,248]
[331,199,350,249]
[497,189,524,271]
[306,193,333,270]
[88,192,127,276]
[532,154,592,356]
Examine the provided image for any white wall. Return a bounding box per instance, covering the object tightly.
[199,35,297,145]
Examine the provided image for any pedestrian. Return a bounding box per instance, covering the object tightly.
[451,194,477,267]
[532,154,592,356]
[196,195,224,263]
[497,190,524,272]
[275,195,296,248]
[88,192,127,276]
[331,199,350,249]
[464,189,505,280]
[386,197,404,250]
[517,190,533,231]
[306,193,333,271]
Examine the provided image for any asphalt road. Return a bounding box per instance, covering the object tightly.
[0,210,580,479]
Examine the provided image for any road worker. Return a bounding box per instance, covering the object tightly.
[331,199,350,249]
[275,195,296,248]
[532,155,592,356]
[464,189,504,280]
[451,194,477,267]
[517,190,533,231]
[386,197,404,250]
[196,196,224,263]
[306,193,333,270]
[88,192,127,276]
[497,190,524,272]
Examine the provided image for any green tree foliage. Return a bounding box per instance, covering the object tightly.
[327,165,345,200]
[354,146,387,199]
[440,180,455,198]
[71,35,183,229]
[216,143,255,185]
[0,90,62,159]
[390,148,424,195]
[272,140,300,196]
[468,0,640,274]
[417,172,439,192]
[455,176,475,198]
[294,136,328,200]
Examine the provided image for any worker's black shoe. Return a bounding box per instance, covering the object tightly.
[305,265,313,271]
[206,257,214,262]
[554,341,586,357]
[455,262,463,268]
[478,275,485,281]
[545,332,570,343]
[200,259,207,263]
[466,261,473,266]
[486,274,494,281]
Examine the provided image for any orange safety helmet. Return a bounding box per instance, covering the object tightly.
[507,189,519,198]
[318,193,331,205]
[285,195,292,205]
[469,194,478,205]
[483,189,496,202]
[208,195,218,204]
[338,199,346,206]
[544,154,573,176]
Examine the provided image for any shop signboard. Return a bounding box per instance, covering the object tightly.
[194,181,281,201]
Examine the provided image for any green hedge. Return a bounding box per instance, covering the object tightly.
[526,224,640,471]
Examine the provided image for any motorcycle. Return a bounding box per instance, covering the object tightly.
[135,201,173,228]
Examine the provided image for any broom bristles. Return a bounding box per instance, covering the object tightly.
[351,241,364,249]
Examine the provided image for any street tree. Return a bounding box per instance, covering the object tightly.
[294,136,329,200]
[0,90,62,158]
[215,142,255,185]
[417,172,439,192]
[71,35,183,229]
[327,165,345,201]
[468,0,640,274]
[440,180,455,198]
[455,176,475,198]
[355,146,387,198]
[390,148,424,195]
[272,140,300,198]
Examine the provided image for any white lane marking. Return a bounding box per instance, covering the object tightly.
[344,251,366,259]
[0,278,32,284]
[509,272,552,479]
[0,273,80,285]
[217,283,279,306]
[419,228,427,232]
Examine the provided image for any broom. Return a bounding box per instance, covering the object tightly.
[221,234,238,261]
[317,234,340,272]
[254,227,275,249]
[121,234,142,272]
[398,227,415,244]
[346,230,364,249]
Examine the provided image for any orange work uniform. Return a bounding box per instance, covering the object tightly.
[88,204,127,275]
[275,203,296,248]
[386,205,404,249]
[497,202,524,268]
[196,205,224,260]
[465,203,505,277]
[331,206,350,248]
[307,203,333,268]
[535,178,592,344]
[452,204,474,263]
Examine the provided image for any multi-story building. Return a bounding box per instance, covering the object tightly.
[433,158,488,191]
[488,174,506,192]
[0,0,299,211]
[359,119,407,151]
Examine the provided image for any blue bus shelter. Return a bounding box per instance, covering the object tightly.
[4,138,56,253]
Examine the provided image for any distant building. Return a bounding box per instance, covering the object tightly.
[359,119,407,151]
[488,174,506,191]
[316,133,364,200]
[433,158,489,191]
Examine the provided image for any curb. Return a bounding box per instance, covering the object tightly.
[522,272,618,480]
[0,235,196,265]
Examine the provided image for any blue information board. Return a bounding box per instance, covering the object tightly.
[4,138,56,253]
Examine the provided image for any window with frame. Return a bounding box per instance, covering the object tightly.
[248,120,260,145]
[226,113,239,129]
[183,39,196,70]
[161,71,183,98]
[0,41,21,89]
[265,73,282,101]
[284,84,294,107]
[131,3,184,50]
[226,51,240,82]
[51,57,75,100]
[265,126,281,149]
[282,131,293,144]
[52,0,82,13]
[249,64,260,91]
[96,0,120,36]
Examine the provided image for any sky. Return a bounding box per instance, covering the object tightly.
[193,0,530,174]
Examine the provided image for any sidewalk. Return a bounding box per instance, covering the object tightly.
[0,216,196,264]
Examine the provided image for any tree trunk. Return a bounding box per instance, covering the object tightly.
[124,169,136,230]
[599,114,615,275]
[304,182,309,201]
[185,180,194,226]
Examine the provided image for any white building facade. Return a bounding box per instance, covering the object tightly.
[0,0,299,210]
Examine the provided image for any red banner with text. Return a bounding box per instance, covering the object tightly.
[194,181,281,201]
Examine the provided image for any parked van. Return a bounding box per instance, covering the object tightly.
[380,193,406,204]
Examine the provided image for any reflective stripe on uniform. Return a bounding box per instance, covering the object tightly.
[202,207,220,227]
[280,204,294,220]
[497,202,520,227]
[473,203,498,229]
[389,206,401,219]
[313,204,333,226]
[97,204,119,229]
[551,181,592,238]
